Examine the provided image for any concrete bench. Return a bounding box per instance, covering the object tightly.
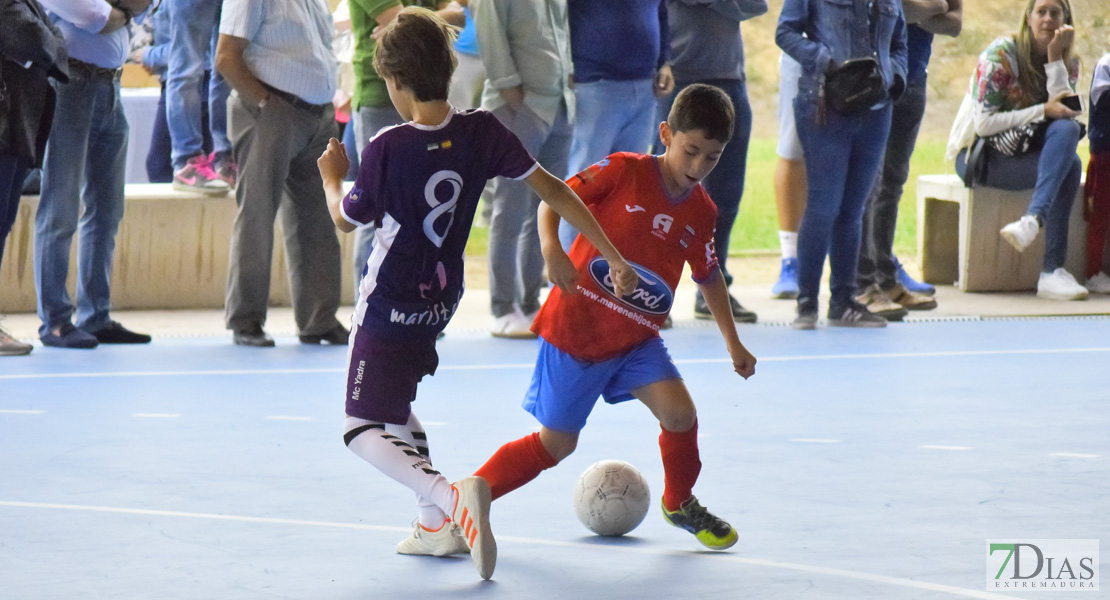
[916,174,1093,292]
[0,183,359,312]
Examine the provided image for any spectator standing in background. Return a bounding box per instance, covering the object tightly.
[556,0,673,250]
[167,0,236,194]
[854,0,962,319]
[34,0,154,349]
[777,0,909,329]
[476,0,576,339]
[0,0,69,356]
[653,0,766,323]
[216,0,348,347]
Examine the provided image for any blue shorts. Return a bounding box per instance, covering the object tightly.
[523,337,682,433]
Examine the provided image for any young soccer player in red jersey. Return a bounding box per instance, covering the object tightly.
[474,84,758,551]
[316,7,637,580]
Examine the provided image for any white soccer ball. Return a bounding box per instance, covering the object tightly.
[572,459,651,537]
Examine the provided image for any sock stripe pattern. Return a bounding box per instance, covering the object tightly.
[343,423,384,446]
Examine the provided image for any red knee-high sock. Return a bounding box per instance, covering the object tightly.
[660,420,702,512]
[474,432,558,500]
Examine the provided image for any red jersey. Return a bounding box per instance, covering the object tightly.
[532,152,720,362]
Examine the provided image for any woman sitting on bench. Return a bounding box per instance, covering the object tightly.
[945,0,1087,301]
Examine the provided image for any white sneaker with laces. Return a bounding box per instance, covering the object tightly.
[396,520,471,556]
[450,476,496,580]
[1086,272,1110,294]
[1037,268,1089,301]
[0,322,33,356]
[1000,215,1040,252]
[490,309,537,339]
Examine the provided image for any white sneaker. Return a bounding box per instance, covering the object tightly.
[396,520,470,556]
[1000,215,1040,252]
[450,476,496,580]
[490,309,537,339]
[0,323,33,356]
[1037,268,1089,301]
[1086,272,1110,294]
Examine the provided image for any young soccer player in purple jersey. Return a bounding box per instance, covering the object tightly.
[316,7,637,581]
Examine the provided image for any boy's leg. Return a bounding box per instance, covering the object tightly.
[474,429,566,500]
[633,378,737,550]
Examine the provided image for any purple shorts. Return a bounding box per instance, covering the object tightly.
[344,324,439,424]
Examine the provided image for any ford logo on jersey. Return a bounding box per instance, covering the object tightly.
[588,257,673,315]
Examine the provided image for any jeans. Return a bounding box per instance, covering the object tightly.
[167,0,230,168]
[653,78,753,286]
[350,104,403,297]
[858,77,927,290]
[956,119,1083,272]
[147,78,213,183]
[488,102,572,317]
[34,73,128,336]
[0,155,30,271]
[794,92,892,310]
[557,78,658,250]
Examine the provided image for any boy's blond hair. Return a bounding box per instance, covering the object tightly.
[373,6,458,102]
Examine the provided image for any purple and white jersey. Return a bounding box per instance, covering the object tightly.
[341,108,537,338]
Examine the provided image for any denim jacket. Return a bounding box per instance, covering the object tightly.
[775,0,908,105]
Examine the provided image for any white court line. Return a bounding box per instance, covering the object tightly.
[0,500,1014,600]
[264,416,313,421]
[132,413,180,419]
[0,409,44,414]
[921,445,972,451]
[3,346,1109,381]
[1049,452,1100,459]
[791,438,841,444]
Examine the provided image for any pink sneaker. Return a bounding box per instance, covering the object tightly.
[173,154,230,196]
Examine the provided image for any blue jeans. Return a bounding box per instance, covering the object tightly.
[956,119,1083,272]
[794,93,893,310]
[167,0,230,168]
[147,78,214,183]
[653,78,753,286]
[558,78,658,249]
[34,73,128,336]
[0,155,30,271]
[858,77,927,290]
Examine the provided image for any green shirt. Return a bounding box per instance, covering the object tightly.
[349,0,440,109]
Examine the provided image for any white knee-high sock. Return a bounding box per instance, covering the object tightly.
[344,415,454,526]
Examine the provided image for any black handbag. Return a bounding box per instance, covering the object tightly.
[824,57,887,115]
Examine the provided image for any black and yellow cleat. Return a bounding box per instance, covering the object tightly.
[661,496,738,550]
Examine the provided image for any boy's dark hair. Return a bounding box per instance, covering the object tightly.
[667,84,735,144]
[372,7,457,103]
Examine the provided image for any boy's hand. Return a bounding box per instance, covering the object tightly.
[547,251,578,293]
[729,340,756,380]
[317,138,350,185]
[608,258,638,299]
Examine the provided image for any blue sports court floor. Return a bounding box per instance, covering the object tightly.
[1,317,1106,599]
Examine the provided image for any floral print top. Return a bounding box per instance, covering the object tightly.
[972,36,1079,112]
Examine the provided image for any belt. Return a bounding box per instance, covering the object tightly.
[67,58,122,81]
[262,83,330,114]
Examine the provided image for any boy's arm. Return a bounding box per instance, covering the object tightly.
[318,138,357,233]
[524,167,637,299]
[696,272,756,379]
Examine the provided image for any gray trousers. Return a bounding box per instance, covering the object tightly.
[350,104,403,296]
[225,92,342,335]
[487,102,571,318]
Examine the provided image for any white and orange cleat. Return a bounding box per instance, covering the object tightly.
[450,476,496,580]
